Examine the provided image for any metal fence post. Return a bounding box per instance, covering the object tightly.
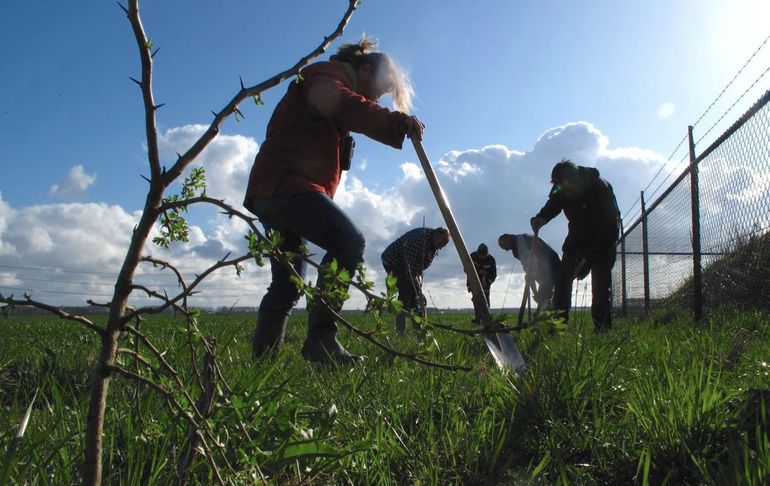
[620,220,627,317]
[641,191,651,317]
[688,126,703,321]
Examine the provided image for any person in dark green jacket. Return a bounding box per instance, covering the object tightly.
[530,159,620,332]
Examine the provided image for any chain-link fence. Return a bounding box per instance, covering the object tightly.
[614,87,770,318]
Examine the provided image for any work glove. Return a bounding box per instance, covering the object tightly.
[530,217,546,232]
[398,114,425,141]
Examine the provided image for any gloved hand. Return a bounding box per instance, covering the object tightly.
[398,114,425,141]
[530,216,546,232]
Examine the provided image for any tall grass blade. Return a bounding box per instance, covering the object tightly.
[0,388,38,486]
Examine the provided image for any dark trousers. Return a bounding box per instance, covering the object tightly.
[245,191,365,318]
[383,262,422,314]
[553,238,616,331]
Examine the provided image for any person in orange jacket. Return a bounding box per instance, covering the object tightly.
[244,39,424,363]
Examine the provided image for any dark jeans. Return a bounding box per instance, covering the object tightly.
[383,262,422,314]
[553,237,616,330]
[245,191,365,317]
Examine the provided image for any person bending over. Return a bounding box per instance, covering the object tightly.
[244,38,424,363]
[498,233,560,309]
[381,227,450,335]
[529,159,620,332]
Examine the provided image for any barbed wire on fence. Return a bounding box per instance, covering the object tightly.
[619,29,770,223]
[615,85,770,318]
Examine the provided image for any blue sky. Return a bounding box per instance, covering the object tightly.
[1,0,769,309]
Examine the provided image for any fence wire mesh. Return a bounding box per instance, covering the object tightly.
[614,88,770,318]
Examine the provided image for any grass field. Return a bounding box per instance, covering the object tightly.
[1,309,769,484]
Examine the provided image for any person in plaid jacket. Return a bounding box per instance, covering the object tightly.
[381,227,450,335]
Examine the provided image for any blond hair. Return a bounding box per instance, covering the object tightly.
[331,38,414,113]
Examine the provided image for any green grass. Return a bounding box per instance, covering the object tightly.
[1,310,769,484]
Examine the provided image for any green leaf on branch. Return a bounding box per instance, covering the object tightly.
[181,167,207,200]
[355,263,375,290]
[270,230,283,249]
[154,168,208,248]
[388,299,403,314]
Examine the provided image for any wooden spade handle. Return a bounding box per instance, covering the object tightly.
[411,138,492,327]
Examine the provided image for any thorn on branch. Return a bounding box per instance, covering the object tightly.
[211,111,217,118]
[129,76,141,86]
[151,47,161,58]
[140,174,151,184]
[87,299,111,308]
[154,103,166,110]
[117,2,128,14]
[239,75,245,90]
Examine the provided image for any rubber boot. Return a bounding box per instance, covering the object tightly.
[301,303,362,364]
[252,310,289,359]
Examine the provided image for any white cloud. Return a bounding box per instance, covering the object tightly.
[50,165,97,198]
[157,124,258,207]
[400,162,423,181]
[0,191,268,308]
[1,121,676,311]
[658,102,675,119]
[0,193,14,256]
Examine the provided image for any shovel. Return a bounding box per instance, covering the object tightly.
[411,139,526,371]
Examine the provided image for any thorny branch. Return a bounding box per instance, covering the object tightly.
[154,195,477,369]
[125,253,253,321]
[117,347,163,380]
[140,255,190,306]
[130,260,234,393]
[0,293,104,335]
[122,0,162,181]
[160,0,360,187]
[0,1,366,484]
[106,364,227,486]
[120,324,237,476]
[156,194,537,369]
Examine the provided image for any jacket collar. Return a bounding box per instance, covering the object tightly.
[333,60,358,91]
